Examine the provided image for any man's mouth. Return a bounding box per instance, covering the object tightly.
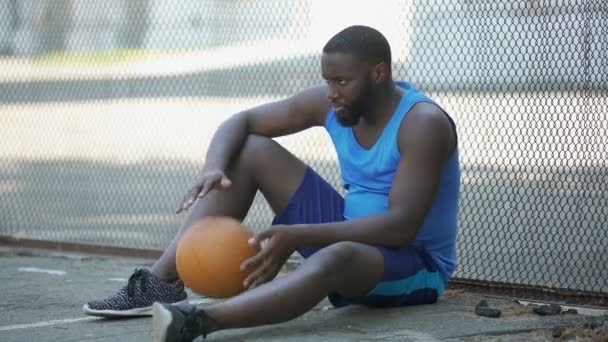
[333,105,347,114]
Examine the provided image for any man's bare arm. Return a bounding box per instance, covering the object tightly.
[203,85,330,172]
[176,85,330,212]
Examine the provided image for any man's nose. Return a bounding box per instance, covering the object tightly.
[327,87,339,101]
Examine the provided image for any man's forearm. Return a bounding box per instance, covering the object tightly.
[289,212,419,249]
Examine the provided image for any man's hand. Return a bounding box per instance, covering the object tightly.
[240,226,298,289]
[176,170,232,213]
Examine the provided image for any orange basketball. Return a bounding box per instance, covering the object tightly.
[176,216,259,298]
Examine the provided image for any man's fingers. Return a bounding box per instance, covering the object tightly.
[244,258,273,289]
[176,194,192,213]
[211,176,231,191]
[249,276,268,290]
[248,261,280,289]
[241,248,269,271]
[220,176,232,188]
[176,185,202,214]
[197,183,212,199]
[179,197,194,213]
[247,237,262,250]
[177,174,228,214]
[251,229,273,246]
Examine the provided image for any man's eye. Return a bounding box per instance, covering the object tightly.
[338,80,347,85]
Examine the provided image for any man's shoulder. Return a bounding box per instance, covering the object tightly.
[398,102,456,154]
[402,102,450,132]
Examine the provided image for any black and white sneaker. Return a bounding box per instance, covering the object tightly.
[83,268,187,317]
[153,302,209,342]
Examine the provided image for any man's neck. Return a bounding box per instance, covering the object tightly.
[362,80,403,126]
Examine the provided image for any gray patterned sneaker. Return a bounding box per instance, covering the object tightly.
[153,302,216,342]
[83,268,187,318]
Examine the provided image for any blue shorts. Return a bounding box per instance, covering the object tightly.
[272,167,446,308]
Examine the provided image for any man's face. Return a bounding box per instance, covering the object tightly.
[321,52,375,126]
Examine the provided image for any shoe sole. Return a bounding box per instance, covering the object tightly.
[152,302,172,342]
[83,300,187,318]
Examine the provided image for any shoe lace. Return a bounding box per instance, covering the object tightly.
[126,269,148,297]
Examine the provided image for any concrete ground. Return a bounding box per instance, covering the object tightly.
[1,245,606,342]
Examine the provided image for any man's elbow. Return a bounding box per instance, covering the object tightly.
[390,229,416,248]
[388,211,421,247]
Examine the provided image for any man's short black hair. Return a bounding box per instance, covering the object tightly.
[323,25,392,66]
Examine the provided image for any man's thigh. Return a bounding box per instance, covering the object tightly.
[238,135,309,215]
[271,166,345,247]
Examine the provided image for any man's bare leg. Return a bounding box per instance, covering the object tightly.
[151,135,308,281]
[206,241,383,329]
[84,135,311,318]
[153,241,385,340]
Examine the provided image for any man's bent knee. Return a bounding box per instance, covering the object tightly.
[317,241,361,267]
[312,242,382,287]
[238,135,280,168]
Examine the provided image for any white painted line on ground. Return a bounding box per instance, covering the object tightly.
[108,278,127,282]
[18,267,66,276]
[0,298,219,333]
[0,317,97,331]
[0,299,217,332]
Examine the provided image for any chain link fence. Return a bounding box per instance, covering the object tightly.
[1,0,606,303]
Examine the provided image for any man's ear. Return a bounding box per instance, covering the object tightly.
[372,61,390,84]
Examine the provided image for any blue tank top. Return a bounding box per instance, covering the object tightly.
[324,81,461,281]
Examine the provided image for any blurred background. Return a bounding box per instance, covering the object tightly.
[0,0,606,303]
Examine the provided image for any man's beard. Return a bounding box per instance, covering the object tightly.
[336,85,374,127]
[336,109,362,126]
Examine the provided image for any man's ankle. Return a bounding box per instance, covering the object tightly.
[197,308,221,337]
[151,270,179,283]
